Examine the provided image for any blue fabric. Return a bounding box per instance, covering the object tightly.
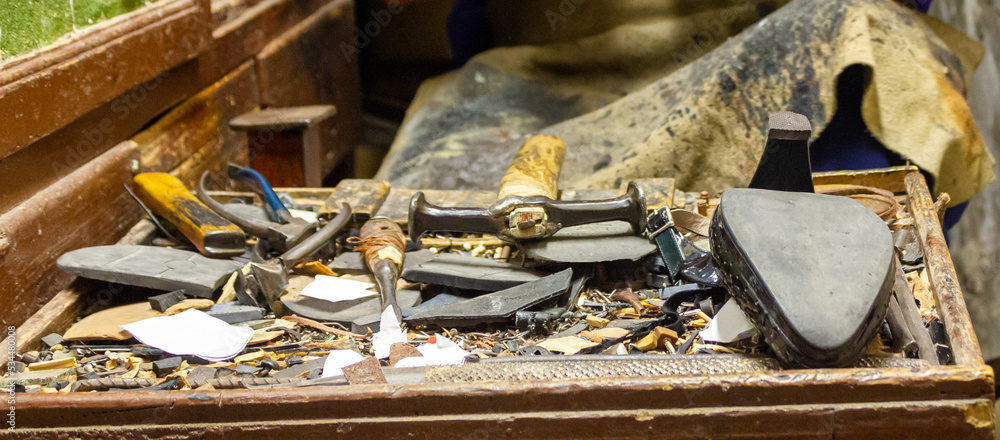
[447,0,491,66]
[811,64,965,234]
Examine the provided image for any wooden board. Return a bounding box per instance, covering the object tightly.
[319,179,392,223]
[255,0,361,181]
[133,60,261,188]
[9,365,994,438]
[0,220,158,371]
[0,142,143,328]
[0,0,213,160]
[0,0,332,215]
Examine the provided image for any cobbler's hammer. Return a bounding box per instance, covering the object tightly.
[408,135,647,243]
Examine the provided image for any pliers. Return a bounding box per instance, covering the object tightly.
[197,164,316,253]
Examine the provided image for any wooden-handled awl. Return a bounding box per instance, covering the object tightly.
[408,135,647,242]
[349,218,407,323]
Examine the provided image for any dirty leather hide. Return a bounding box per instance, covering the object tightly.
[377,0,994,205]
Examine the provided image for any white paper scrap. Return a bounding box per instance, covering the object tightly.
[289,209,319,224]
[321,350,367,378]
[394,334,471,368]
[121,309,254,362]
[701,299,758,343]
[372,307,407,359]
[299,275,377,303]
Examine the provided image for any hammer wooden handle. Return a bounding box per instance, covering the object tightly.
[133,173,246,258]
[497,135,566,200]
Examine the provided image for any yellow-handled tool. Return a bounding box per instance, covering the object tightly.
[132,173,246,258]
[408,135,646,242]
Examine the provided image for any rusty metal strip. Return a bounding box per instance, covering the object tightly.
[905,171,984,366]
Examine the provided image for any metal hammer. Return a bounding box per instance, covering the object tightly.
[408,135,647,242]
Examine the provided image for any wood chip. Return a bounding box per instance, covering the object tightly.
[26,357,76,371]
[248,330,285,345]
[283,315,369,338]
[635,332,659,352]
[63,302,161,341]
[295,261,337,276]
[536,336,598,355]
[235,351,265,363]
[162,299,215,316]
[585,315,610,328]
[579,327,629,343]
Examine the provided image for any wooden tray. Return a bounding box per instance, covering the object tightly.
[6,166,994,439]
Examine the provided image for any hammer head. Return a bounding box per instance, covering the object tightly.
[408,181,647,243]
[270,218,316,251]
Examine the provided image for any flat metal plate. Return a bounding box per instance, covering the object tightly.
[56,245,242,297]
[524,221,655,263]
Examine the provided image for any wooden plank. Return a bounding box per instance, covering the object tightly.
[0,0,213,160]
[319,179,392,223]
[133,60,261,188]
[255,0,361,181]
[0,0,332,215]
[11,365,994,435]
[905,171,984,367]
[812,166,917,193]
[376,188,497,226]
[0,220,158,372]
[0,142,143,328]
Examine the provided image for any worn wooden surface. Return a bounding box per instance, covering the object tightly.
[906,171,985,367]
[0,0,212,159]
[255,0,361,182]
[813,166,915,194]
[133,60,260,188]
[319,179,392,222]
[0,142,143,328]
[0,220,157,371]
[10,365,994,437]
[0,0,333,215]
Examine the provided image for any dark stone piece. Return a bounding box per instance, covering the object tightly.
[236,364,261,375]
[56,245,243,298]
[286,356,303,367]
[273,357,325,379]
[401,250,546,291]
[405,269,574,328]
[901,241,924,266]
[152,356,183,377]
[20,353,39,364]
[80,372,100,380]
[41,333,64,348]
[149,290,187,313]
[711,189,894,368]
[205,302,266,324]
[186,366,217,383]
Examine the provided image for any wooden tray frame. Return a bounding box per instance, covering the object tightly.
[7,166,994,439]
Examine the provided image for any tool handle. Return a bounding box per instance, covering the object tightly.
[132,173,246,258]
[227,164,292,223]
[497,135,566,200]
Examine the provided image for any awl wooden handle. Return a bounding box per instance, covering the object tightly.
[133,173,246,258]
[497,135,566,200]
